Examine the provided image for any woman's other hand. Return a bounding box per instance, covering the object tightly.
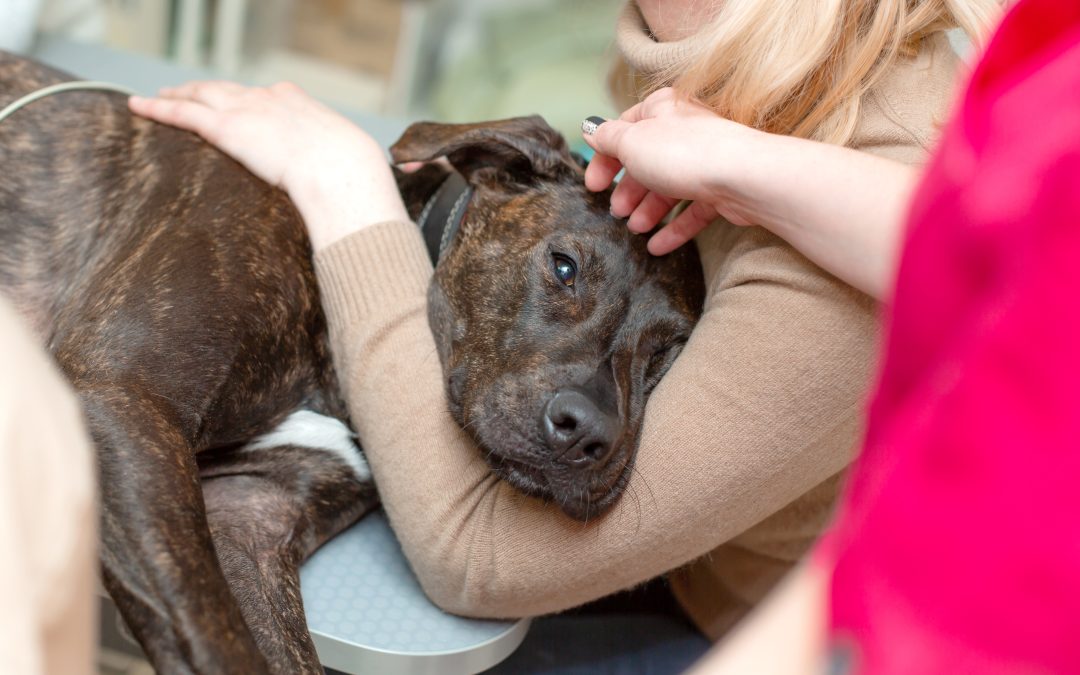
[129,81,409,251]
[581,87,765,256]
[583,87,916,300]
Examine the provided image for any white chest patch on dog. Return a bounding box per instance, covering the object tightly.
[246,410,370,481]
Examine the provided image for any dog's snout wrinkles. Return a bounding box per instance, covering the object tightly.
[541,389,618,466]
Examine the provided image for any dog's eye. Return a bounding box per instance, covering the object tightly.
[552,254,577,287]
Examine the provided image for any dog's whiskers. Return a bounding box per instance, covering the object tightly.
[625,479,644,537]
[421,345,440,367]
[583,484,591,526]
[628,465,657,536]
[629,463,658,514]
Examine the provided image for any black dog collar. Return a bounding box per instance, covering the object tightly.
[417,171,473,264]
[414,152,590,264]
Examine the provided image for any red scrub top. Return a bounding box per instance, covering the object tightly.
[824,0,1080,672]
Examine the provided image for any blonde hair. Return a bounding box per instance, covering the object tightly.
[616,0,1001,144]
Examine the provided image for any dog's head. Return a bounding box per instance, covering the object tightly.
[391,116,704,520]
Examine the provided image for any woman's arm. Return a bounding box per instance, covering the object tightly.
[581,88,919,301]
[0,298,98,675]
[314,216,874,617]
[132,82,875,618]
[687,562,829,675]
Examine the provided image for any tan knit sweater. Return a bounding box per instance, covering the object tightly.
[313,5,961,640]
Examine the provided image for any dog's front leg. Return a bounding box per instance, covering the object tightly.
[200,439,379,674]
[81,384,271,675]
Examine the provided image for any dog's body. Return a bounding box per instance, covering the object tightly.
[2,54,370,674]
[1,53,704,673]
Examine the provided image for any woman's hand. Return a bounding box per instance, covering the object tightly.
[581,87,766,255]
[582,87,918,300]
[129,81,409,251]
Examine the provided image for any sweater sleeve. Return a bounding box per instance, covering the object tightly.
[314,217,877,619]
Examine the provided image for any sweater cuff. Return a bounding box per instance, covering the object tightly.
[313,220,433,328]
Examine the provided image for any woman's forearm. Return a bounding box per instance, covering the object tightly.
[687,562,829,675]
[582,90,919,301]
[728,132,919,301]
[314,219,872,618]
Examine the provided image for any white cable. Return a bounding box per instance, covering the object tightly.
[0,80,136,125]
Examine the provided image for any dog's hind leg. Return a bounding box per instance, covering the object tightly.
[81,384,272,675]
[199,411,379,674]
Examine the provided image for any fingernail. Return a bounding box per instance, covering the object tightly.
[581,116,607,136]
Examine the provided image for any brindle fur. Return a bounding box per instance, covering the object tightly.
[391,120,705,520]
[1,53,703,674]
[1,54,368,674]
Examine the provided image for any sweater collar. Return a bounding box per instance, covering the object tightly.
[614,1,713,80]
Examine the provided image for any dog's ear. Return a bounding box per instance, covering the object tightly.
[389,116,577,184]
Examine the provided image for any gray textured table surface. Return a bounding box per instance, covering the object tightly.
[28,37,529,675]
[302,511,529,674]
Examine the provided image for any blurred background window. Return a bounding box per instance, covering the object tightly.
[9,0,623,153]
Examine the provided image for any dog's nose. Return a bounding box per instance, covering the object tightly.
[542,389,618,466]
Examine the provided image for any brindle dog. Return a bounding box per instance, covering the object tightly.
[0,53,704,674]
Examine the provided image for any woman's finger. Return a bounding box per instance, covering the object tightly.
[636,87,678,118]
[581,117,633,162]
[646,200,716,255]
[612,88,674,124]
[616,98,647,122]
[628,191,679,234]
[158,80,246,109]
[609,174,649,218]
[583,151,622,192]
[128,96,219,139]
